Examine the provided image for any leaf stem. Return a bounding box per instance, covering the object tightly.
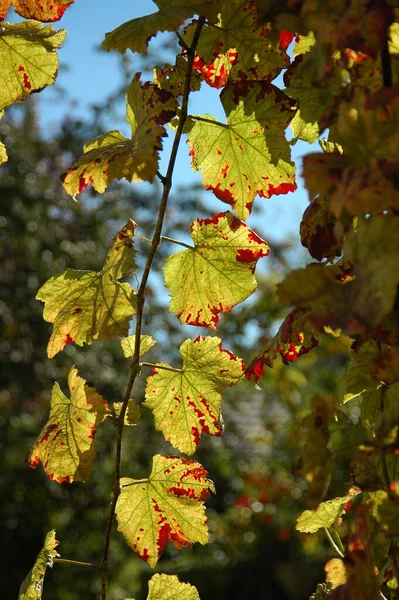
[160,235,194,249]
[156,170,167,184]
[140,362,182,374]
[53,558,98,570]
[331,526,345,555]
[324,527,344,558]
[99,17,206,600]
[135,234,152,244]
[189,114,229,128]
[120,479,149,489]
[177,33,191,55]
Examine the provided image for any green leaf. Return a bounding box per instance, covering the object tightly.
[184,0,288,87]
[0,21,66,111]
[114,399,141,426]
[344,341,382,403]
[154,56,202,95]
[36,219,137,358]
[61,78,177,198]
[164,211,269,329]
[102,8,189,55]
[116,454,215,568]
[18,531,59,600]
[26,367,110,483]
[296,495,354,533]
[121,334,156,359]
[144,336,245,454]
[146,574,200,600]
[1,0,74,22]
[187,82,296,219]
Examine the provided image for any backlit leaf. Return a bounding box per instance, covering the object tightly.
[146,574,200,600]
[187,81,296,219]
[36,219,137,358]
[114,399,141,427]
[184,0,288,88]
[325,558,346,589]
[121,334,156,358]
[18,531,59,600]
[116,454,215,568]
[26,368,110,483]
[163,212,269,329]
[344,341,382,403]
[1,0,73,22]
[144,336,245,454]
[246,308,319,383]
[62,78,177,198]
[300,196,343,261]
[0,21,65,111]
[154,56,202,95]
[296,495,354,533]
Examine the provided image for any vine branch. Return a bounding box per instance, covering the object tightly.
[99,17,206,600]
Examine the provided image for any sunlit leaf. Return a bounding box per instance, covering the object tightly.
[0,0,73,22]
[344,341,382,403]
[18,531,59,600]
[146,574,200,600]
[325,558,346,589]
[116,454,215,568]
[26,367,110,483]
[0,21,65,111]
[36,219,137,358]
[114,399,141,426]
[164,212,269,329]
[121,334,156,358]
[187,81,296,219]
[62,78,177,197]
[144,336,245,454]
[184,0,288,88]
[296,494,355,533]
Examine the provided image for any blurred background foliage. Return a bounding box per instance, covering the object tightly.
[1,46,354,600]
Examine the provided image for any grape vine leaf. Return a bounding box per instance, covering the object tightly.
[145,574,200,600]
[102,8,189,55]
[36,219,137,358]
[18,531,59,600]
[144,336,245,455]
[163,212,269,329]
[114,399,141,427]
[325,558,346,590]
[0,0,74,22]
[153,56,202,96]
[296,494,356,533]
[344,341,382,403]
[246,308,319,383]
[115,454,214,568]
[296,395,333,508]
[61,77,177,198]
[300,196,344,262]
[183,0,288,88]
[303,89,399,217]
[121,334,156,358]
[186,81,296,219]
[0,21,66,111]
[26,367,110,483]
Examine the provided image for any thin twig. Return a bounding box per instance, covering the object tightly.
[160,235,194,249]
[99,17,206,600]
[177,33,191,55]
[156,170,167,184]
[135,233,152,244]
[53,558,98,570]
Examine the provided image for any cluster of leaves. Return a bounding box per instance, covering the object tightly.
[2,0,399,599]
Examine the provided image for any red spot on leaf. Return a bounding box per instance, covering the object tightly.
[279,30,295,51]
[22,73,31,89]
[263,182,295,197]
[191,426,201,446]
[64,333,73,346]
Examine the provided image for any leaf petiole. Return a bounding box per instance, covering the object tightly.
[53,558,98,570]
[160,235,194,250]
[140,362,182,374]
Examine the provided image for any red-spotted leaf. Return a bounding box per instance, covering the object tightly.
[153,56,202,96]
[18,531,59,600]
[36,219,137,358]
[163,212,269,329]
[145,574,200,600]
[183,0,288,88]
[246,308,319,383]
[1,0,73,22]
[0,21,66,111]
[26,367,110,484]
[61,77,177,198]
[116,454,215,568]
[144,336,245,455]
[187,81,296,219]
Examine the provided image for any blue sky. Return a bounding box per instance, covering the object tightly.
[10,0,317,243]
